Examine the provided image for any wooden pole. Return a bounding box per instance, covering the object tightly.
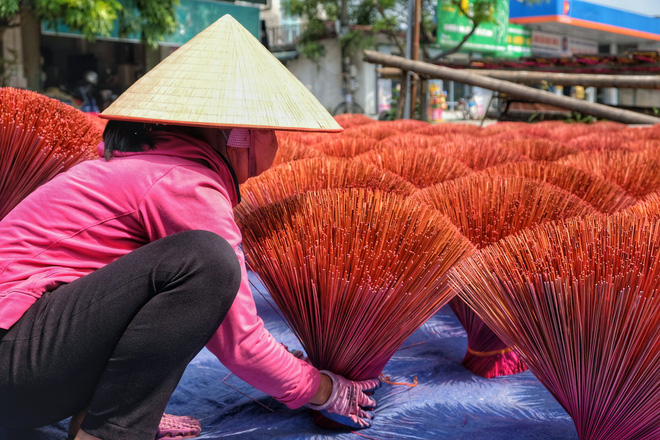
[408,0,422,118]
[364,50,660,125]
[377,67,660,89]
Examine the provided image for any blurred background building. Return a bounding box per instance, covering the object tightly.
[1,0,659,121]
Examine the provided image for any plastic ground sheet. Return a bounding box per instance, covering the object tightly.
[0,273,578,440]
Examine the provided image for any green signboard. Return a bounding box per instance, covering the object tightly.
[503,24,532,58]
[41,0,260,44]
[436,0,510,54]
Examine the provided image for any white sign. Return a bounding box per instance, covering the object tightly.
[531,30,598,56]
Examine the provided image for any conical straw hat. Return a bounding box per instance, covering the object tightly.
[100,15,342,132]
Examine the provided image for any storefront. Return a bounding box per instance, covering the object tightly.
[35,0,260,110]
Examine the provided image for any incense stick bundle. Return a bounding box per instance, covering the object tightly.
[376,133,441,150]
[238,188,475,382]
[567,131,637,152]
[271,137,324,166]
[358,144,472,188]
[311,137,376,158]
[414,174,597,377]
[559,149,660,198]
[376,119,429,132]
[333,113,374,128]
[342,123,400,141]
[235,156,417,219]
[448,215,660,440]
[485,161,637,214]
[413,123,481,137]
[498,138,578,161]
[0,88,101,220]
[620,139,660,152]
[275,130,334,146]
[435,138,529,171]
[620,191,660,218]
[479,121,532,136]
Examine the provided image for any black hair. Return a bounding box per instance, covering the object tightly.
[102,120,159,160]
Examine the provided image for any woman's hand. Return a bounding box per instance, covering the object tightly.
[307,370,381,429]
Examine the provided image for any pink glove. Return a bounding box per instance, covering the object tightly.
[156,413,202,439]
[307,370,381,429]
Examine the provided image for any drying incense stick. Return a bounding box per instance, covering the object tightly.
[433,137,529,171]
[271,137,324,166]
[375,119,429,132]
[311,137,376,158]
[357,143,473,188]
[412,123,481,137]
[235,156,417,220]
[414,174,597,377]
[619,191,660,218]
[237,187,475,380]
[0,88,101,219]
[341,123,400,141]
[497,138,578,161]
[448,214,660,440]
[485,161,637,214]
[558,149,660,198]
[567,131,637,152]
[333,113,374,129]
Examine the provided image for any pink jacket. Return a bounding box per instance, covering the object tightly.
[0,131,319,408]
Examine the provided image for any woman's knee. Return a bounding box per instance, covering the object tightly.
[166,230,242,302]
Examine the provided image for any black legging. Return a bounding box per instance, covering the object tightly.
[0,230,241,439]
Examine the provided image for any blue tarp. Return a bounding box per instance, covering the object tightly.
[0,273,579,439]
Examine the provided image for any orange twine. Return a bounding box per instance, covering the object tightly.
[379,373,418,387]
[466,346,513,357]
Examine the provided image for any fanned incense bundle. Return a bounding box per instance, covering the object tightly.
[333,113,374,129]
[559,149,660,198]
[413,123,481,137]
[567,131,637,152]
[485,161,637,214]
[376,133,441,151]
[311,137,376,158]
[479,121,532,136]
[531,121,595,142]
[271,137,324,166]
[436,138,529,171]
[275,131,335,146]
[342,123,400,141]
[235,156,417,219]
[358,144,472,188]
[413,174,597,377]
[620,192,660,218]
[620,139,660,152]
[375,119,429,132]
[498,138,578,161]
[0,88,101,219]
[448,215,660,440]
[237,188,475,381]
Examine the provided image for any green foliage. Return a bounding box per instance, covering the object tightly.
[340,29,374,57]
[117,0,178,47]
[564,112,597,124]
[35,0,121,39]
[1,0,178,47]
[296,18,330,60]
[0,0,20,24]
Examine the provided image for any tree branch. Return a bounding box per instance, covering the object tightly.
[373,0,405,54]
